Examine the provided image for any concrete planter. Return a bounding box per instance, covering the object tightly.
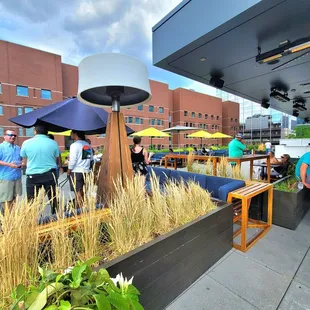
[103,203,233,310]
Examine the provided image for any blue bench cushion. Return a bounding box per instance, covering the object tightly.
[170,170,208,189]
[145,166,245,202]
[146,167,171,184]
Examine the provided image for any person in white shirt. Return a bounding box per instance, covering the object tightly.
[67,130,93,207]
[265,140,272,154]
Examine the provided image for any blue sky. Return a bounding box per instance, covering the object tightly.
[0,0,217,95]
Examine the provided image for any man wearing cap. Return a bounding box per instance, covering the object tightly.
[228,133,247,159]
[0,130,23,211]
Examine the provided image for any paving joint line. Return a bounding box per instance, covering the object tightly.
[207,274,260,310]
[275,245,310,310]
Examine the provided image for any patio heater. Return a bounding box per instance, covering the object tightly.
[78,53,152,201]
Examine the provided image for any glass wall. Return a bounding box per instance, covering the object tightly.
[216,90,296,144]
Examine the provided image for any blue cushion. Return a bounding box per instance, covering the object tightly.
[170,170,208,189]
[204,176,238,198]
[218,180,245,201]
[146,167,171,184]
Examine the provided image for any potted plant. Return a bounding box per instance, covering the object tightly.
[11,257,143,310]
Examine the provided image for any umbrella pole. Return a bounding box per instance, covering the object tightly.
[97,99,133,202]
[151,137,152,150]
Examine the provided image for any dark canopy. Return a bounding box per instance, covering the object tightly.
[9,97,134,135]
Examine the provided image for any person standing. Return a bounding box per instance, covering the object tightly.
[0,130,22,211]
[265,140,272,154]
[228,133,247,158]
[131,136,150,176]
[21,125,61,214]
[67,130,93,208]
[296,151,310,188]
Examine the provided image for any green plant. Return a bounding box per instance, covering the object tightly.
[10,257,143,310]
[274,177,297,192]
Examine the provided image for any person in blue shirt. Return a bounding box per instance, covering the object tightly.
[0,130,22,211]
[21,125,62,214]
[228,133,247,166]
[295,152,310,188]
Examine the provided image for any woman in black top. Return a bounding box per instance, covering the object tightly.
[131,136,150,175]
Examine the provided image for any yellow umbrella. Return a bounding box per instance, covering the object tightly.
[187,130,213,146]
[211,132,232,138]
[131,127,170,148]
[48,130,71,136]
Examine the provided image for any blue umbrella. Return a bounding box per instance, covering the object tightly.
[9,97,133,135]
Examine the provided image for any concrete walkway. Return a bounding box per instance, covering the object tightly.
[167,212,310,310]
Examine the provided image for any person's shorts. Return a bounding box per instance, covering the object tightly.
[0,179,22,202]
[69,172,86,192]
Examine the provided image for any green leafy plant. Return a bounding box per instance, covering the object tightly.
[274,177,297,192]
[10,257,143,310]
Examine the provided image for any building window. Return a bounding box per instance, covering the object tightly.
[157,119,161,125]
[205,114,208,119]
[191,112,195,118]
[0,105,3,115]
[41,89,52,100]
[189,122,193,127]
[231,118,233,122]
[17,107,23,115]
[128,117,133,123]
[135,117,140,124]
[0,127,3,136]
[198,113,202,118]
[25,107,33,113]
[138,105,143,111]
[235,118,238,122]
[216,116,219,120]
[211,115,214,120]
[26,128,34,137]
[206,125,208,129]
[141,118,144,124]
[100,134,106,138]
[124,117,128,123]
[151,119,155,125]
[199,124,203,128]
[184,111,188,116]
[19,128,24,136]
[16,85,29,97]
[149,105,154,112]
[0,83,2,94]
[161,120,164,125]
[159,107,164,113]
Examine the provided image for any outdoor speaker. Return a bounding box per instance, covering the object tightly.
[209,77,224,89]
[261,100,270,109]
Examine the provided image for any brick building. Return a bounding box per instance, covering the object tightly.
[0,40,239,150]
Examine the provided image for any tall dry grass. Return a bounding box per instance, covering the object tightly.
[0,174,104,309]
[0,192,44,307]
[106,175,216,257]
[1,172,217,308]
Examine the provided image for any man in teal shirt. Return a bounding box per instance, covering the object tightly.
[228,133,247,158]
[21,125,62,214]
[295,152,310,188]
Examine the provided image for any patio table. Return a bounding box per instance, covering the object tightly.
[164,154,271,182]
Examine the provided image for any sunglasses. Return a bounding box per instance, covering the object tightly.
[7,134,17,137]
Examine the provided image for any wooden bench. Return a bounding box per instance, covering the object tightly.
[37,208,110,239]
[227,182,273,252]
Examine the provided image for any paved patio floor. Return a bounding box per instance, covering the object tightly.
[167,211,310,310]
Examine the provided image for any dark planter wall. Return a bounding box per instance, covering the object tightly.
[250,177,310,230]
[102,204,233,310]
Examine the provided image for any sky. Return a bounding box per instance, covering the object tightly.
[0,0,217,95]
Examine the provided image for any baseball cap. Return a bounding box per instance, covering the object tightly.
[236,133,243,139]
